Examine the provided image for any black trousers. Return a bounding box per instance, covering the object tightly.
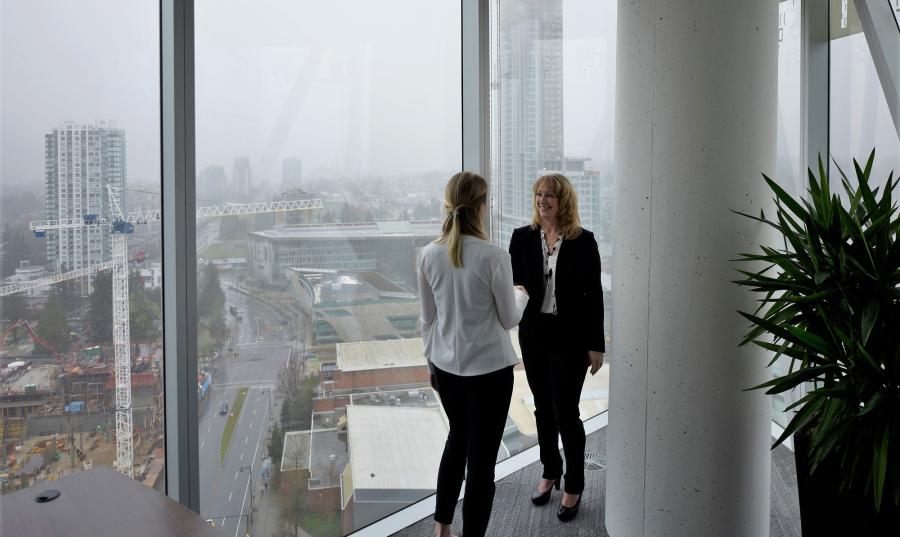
[521,313,589,494]
[433,365,514,537]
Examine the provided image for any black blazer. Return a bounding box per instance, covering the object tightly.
[508,225,605,354]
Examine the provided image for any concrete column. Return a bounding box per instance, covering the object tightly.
[606,1,777,536]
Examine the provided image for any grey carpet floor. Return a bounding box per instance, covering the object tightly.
[393,427,801,537]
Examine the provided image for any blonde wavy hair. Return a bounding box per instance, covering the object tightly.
[530,173,582,239]
[436,171,489,267]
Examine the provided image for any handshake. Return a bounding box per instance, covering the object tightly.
[513,285,529,317]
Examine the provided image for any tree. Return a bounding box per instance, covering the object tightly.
[412,201,431,220]
[1,221,48,278]
[207,310,228,345]
[276,468,311,537]
[218,216,249,240]
[0,294,29,323]
[197,263,225,318]
[130,290,160,342]
[252,213,275,230]
[339,202,353,223]
[35,291,72,353]
[87,272,113,343]
[268,424,284,468]
[280,376,317,431]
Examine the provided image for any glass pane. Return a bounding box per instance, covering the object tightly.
[771,0,805,429]
[490,0,616,448]
[0,2,163,492]
[194,1,461,535]
[830,2,900,186]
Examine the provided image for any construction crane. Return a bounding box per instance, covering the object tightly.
[2,190,323,477]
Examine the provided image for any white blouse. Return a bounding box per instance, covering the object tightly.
[417,235,529,376]
[540,230,562,314]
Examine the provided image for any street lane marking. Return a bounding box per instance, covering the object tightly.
[240,452,244,461]
[228,492,233,503]
[200,440,205,450]
[207,425,212,433]
[249,422,253,430]
[235,385,267,537]
[235,471,239,480]
[245,436,248,445]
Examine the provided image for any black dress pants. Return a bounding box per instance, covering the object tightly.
[433,365,514,537]
[521,313,589,494]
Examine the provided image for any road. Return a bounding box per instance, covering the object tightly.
[199,342,289,536]
[224,282,292,346]
[199,279,295,536]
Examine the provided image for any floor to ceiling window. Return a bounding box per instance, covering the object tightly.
[489,0,616,435]
[829,0,900,183]
[0,1,164,493]
[193,1,461,535]
[771,0,805,430]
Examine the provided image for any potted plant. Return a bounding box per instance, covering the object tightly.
[734,150,899,534]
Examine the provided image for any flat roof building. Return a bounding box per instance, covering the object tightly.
[341,405,449,533]
[248,221,441,284]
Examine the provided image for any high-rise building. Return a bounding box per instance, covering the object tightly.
[497,0,563,248]
[44,121,126,271]
[197,164,226,202]
[536,157,613,254]
[282,157,302,191]
[233,157,252,198]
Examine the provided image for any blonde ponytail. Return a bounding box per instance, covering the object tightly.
[437,172,488,267]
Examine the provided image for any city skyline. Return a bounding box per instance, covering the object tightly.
[2,0,614,198]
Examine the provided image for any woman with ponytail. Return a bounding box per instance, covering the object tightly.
[417,171,529,537]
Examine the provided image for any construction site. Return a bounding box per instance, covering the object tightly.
[0,339,165,493]
[0,188,323,494]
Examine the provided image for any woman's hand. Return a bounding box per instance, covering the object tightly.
[588,351,604,375]
[514,284,528,295]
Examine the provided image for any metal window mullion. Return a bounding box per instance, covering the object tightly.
[462,0,492,236]
[161,0,199,511]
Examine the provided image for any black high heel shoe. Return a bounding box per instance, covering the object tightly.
[530,478,560,506]
[556,494,581,522]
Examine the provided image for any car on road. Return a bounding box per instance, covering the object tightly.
[218,401,228,415]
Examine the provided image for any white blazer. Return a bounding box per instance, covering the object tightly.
[417,234,528,376]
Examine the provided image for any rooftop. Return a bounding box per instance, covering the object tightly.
[346,405,448,491]
[335,334,523,372]
[280,425,350,488]
[336,338,427,372]
[250,220,441,241]
[1,365,56,393]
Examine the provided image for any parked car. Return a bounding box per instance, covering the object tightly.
[218,401,228,416]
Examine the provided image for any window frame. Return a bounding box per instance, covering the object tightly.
[156,0,838,530]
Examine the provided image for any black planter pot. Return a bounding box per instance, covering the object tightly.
[793,427,900,536]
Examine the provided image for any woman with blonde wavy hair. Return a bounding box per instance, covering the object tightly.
[509,173,605,522]
[417,171,529,537]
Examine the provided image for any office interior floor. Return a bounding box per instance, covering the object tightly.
[393,427,801,536]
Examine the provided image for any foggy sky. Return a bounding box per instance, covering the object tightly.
[2,0,617,196]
